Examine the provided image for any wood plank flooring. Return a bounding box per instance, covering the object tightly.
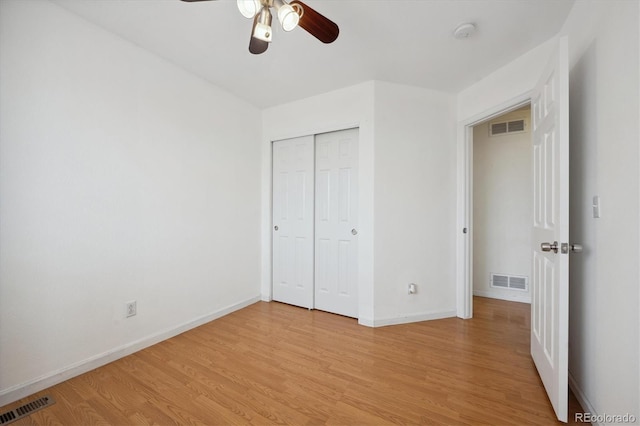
[2,297,582,425]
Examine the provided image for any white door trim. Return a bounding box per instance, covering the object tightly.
[456,92,533,319]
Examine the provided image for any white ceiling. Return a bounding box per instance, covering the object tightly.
[52,0,575,108]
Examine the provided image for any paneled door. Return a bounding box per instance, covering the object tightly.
[531,37,569,423]
[314,128,359,318]
[272,136,314,309]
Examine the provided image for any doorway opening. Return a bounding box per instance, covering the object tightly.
[472,105,532,305]
[456,95,532,319]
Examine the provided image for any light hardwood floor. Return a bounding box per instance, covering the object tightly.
[2,297,582,425]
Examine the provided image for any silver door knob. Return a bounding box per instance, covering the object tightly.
[274,226,279,231]
[351,228,358,235]
[541,241,558,253]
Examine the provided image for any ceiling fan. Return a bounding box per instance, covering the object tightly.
[180,0,339,54]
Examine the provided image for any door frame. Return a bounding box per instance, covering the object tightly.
[456,92,532,319]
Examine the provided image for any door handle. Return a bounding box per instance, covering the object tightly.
[274,225,279,231]
[542,241,583,254]
[351,229,358,235]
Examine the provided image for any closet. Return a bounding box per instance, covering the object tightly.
[272,128,359,318]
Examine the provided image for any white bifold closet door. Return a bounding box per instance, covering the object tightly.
[272,128,359,318]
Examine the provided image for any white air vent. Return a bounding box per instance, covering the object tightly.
[489,118,528,136]
[490,273,528,291]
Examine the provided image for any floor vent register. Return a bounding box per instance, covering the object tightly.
[0,395,55,425]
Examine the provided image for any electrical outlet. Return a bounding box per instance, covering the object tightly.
[408,283,417,295]
[125,301,137,318]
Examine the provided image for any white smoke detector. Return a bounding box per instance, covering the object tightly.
[453,23,477,39]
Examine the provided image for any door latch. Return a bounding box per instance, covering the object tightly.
[562,243,583,253]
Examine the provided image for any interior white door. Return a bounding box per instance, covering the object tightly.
[272,136,314,309]
[531,37,569,423]
[314,128,359,318]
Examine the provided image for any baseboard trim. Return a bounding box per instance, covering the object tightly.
[473,290,531,304]
[359,310,457,328]
[569,370,599,424]
[0,295,261,407]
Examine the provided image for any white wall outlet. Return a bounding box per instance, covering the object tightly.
[125,301,137,318]
[408,283,417,294]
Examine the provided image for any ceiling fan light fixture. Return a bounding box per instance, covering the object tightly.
[274,0,300,31]
[237,0,261,19]
[252,7,273,43]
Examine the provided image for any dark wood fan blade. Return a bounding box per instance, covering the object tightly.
[249,37,269,54]
[248,12,269,54]
[290,0,339,44]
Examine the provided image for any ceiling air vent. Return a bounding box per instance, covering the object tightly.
[490,273,528,291]
[489,118,527,136]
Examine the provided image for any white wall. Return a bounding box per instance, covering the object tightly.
[562,0,640,420]
[373,81,457,325]
[261,82,376,323]
[457,39,555,122]
[0,0,262,405]
[473,107,532,303]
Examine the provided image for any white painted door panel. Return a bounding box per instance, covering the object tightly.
[531,37,569,423]
[314,128,359,318]
[272,136,314,309]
